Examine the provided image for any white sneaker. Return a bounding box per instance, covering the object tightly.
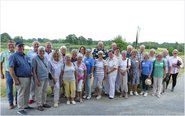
[96,95,102,100]
[130,91,133,96]
[157,94,161,98]
[80,99,83,103]
[143,92,148,97]
[134,91,139,96]
[152,93,156,96]
[71,100,76,105]
[54,103,58,108]
[83,95,87,99]
[87,96,91,100]
[140,91,144,95]
[66,100,70,105]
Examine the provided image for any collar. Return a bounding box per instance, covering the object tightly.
[16,51,25,56]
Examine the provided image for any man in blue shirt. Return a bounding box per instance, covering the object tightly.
[83,49,94,100]
[9,42,33,115]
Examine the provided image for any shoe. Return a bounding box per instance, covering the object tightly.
[24,106,34,109]
[134,91,139,96]
[119,94,123,98]
[143,92,148,97]
[157,94,161,98]
[43,104,51,108]
[140,91,144,95]
[116,89,121,93]
[87,96,91,100]
[17,110,27,115]
[109,97,114,99]
[9,105,15,109]
[171,88,174,92]
[152,93,156,96]
[80,99,83,103]
[96,95,102,100]
[83,95,87,99]
[66,100,70,105]
[71,100,76,105]
[125,93,128,99]
[29,100,34,104]
[37,106,44,111]
[129,91,133,96]
[54,103,58,108]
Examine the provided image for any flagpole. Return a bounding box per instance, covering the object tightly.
[135,26,140,50]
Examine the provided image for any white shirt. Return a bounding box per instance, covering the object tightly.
[119,58,131,71]
[107,57,118,76]
[170,56,183,74]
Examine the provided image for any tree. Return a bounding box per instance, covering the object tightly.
[112,35,127,51]
[13,36,23,42]
[1,32,12,42]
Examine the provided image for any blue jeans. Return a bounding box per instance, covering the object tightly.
[85,74,91,97]
[5,71,17,105]
[141,74,149,92]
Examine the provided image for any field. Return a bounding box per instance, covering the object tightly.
[0,42,184,97]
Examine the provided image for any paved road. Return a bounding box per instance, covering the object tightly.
[0,73,184,115]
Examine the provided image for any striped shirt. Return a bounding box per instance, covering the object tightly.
[94,59,107,78]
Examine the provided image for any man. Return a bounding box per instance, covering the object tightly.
[32,46,51,111]
[9,42,33,115]
[27,41,40,104]
[44,42,54,96]
[0,40,17,109]
[92,41,108,60]
[111,42,117,52]
[126,45,133,58]
[137,45,145,62]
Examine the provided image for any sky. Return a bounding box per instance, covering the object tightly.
[0,0,184,43]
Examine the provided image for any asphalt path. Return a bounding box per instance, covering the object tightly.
[0,73,184,115]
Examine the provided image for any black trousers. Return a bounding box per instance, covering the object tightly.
[166,73,178,88]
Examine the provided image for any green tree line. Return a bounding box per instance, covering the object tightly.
[1,32,184,54]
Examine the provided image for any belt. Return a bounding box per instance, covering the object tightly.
[18,76,31,78]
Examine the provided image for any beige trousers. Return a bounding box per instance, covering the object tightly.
[16,77,31,109]
[35,78,48,106]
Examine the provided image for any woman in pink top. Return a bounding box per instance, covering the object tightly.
[75,54,87,103]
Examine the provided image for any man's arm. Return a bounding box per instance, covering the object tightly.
[0,53,4,79]
[9,67,20,85]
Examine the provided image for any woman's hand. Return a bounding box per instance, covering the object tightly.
[35,79,41,87]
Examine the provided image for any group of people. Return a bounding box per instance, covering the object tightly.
[0,40,183,115]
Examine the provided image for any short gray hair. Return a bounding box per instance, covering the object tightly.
[77,53,83,59]
[71,49,78,54]
[32,41,40,46]
[140,45,145,49]
[121,50,127,55]
[127,45,133,49]
[38,46,45,51]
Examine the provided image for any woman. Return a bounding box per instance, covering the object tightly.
[149,49,156,62]
[61,55,77,104]
[167,49,183,92]
[83,49,94,100]
[118,50,131,99]
[106,50,118,99]
[152,53,166,98]
[75,54,87,103]
[162,49,171,93]
[32,46,51,111]
[93,51,107,100]
[115,47,122,93]
[59,46,67,63]
[130,49,140,96]
[71,49,78,62]
[48,50,63,107]
[140,52,152,97]
[79,46,86,58]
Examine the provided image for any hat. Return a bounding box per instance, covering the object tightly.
[98,51,103,55]
[15,42,24,47]
[145,78,152,86]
